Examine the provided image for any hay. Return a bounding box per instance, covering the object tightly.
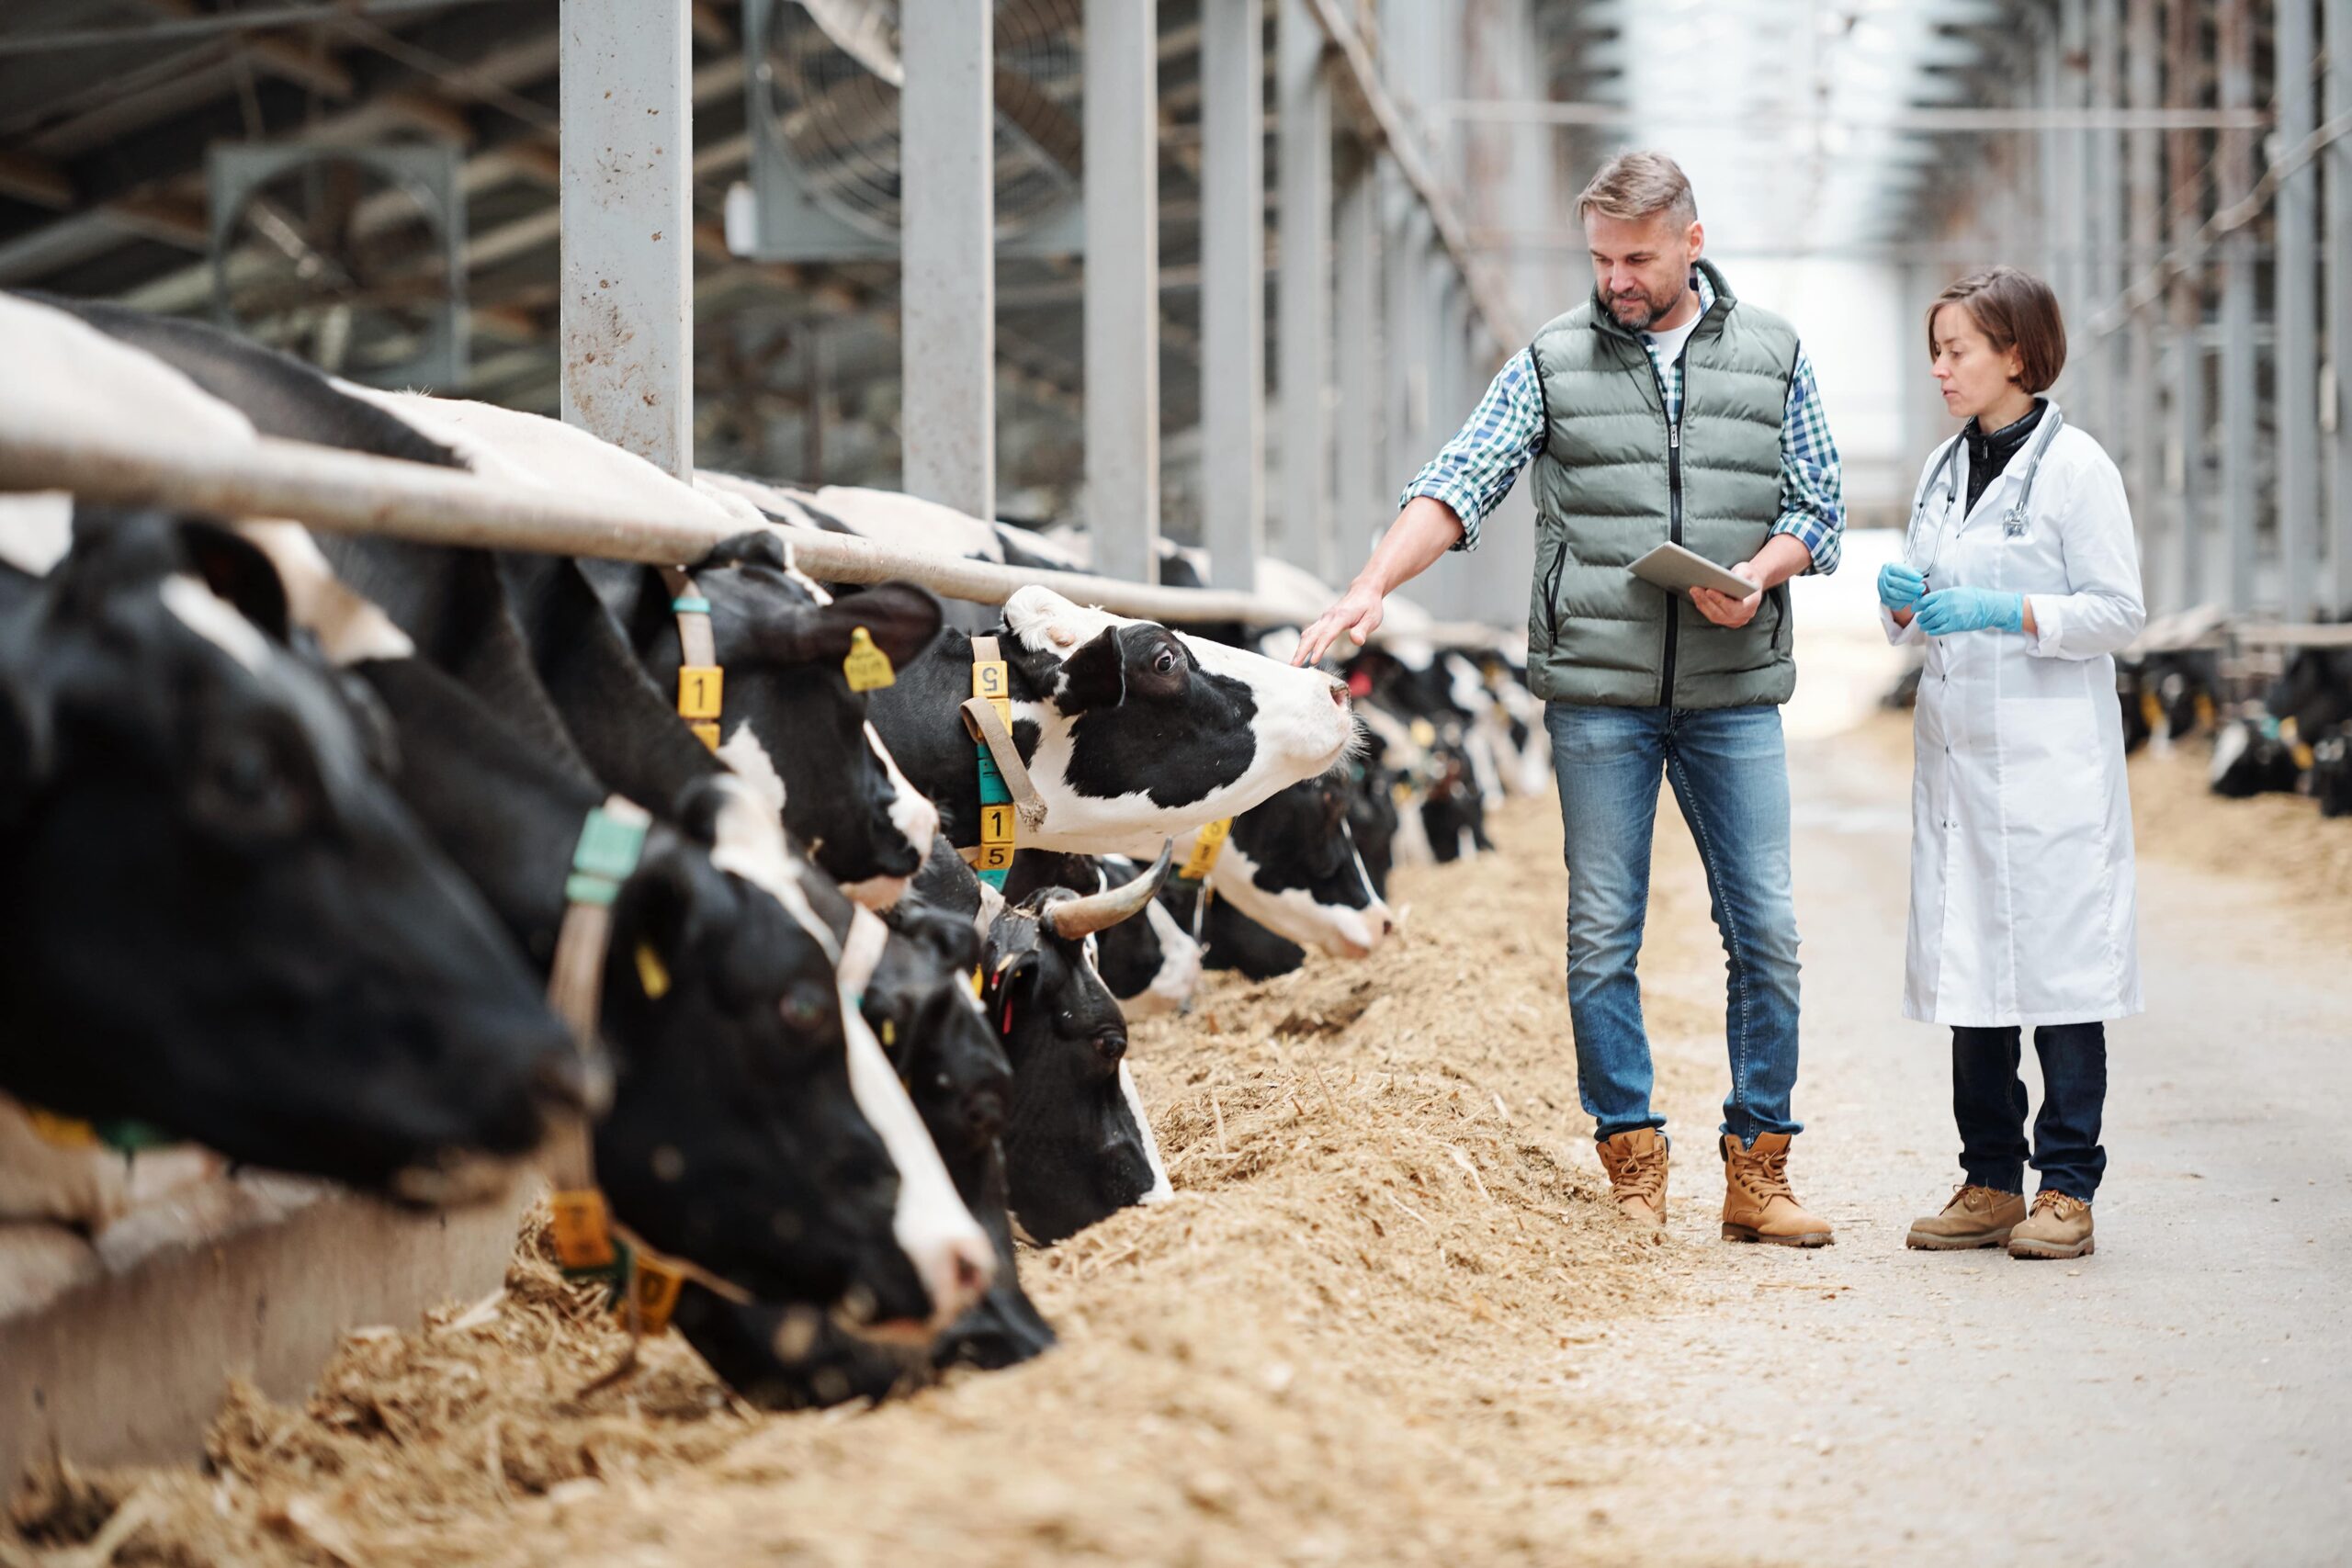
[6,794,1740,1567]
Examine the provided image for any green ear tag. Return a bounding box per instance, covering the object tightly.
[842,626,896,693]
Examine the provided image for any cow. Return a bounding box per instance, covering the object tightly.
[2209,716,2308,799]
[865,588,1358,859]
[577,539,944,908]
[1004,852,1204,1018]
[2313,728,2352,818]
[902,837,1178,1244]
[1165,772,1397,959]
[0,512,588,1199]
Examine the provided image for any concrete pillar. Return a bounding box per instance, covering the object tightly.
[2280,0,2320,621]
[1277,0,1333,578]
[1200,0,1265,592]
[2087,0,2121,432]
[2218,0,2256,614]
[1334,147,1380,584]
[899,0,995,520]
[1084,0,1159,583]
[2059,0,2086,346]
[2333,0,2352,613]
[2124,0,2160,532]
[560,0,693,478]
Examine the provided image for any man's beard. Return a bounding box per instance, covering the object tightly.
[1608,279,1685,332]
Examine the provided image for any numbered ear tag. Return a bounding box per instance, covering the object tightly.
[973,660,1012,726]
[843,626,897,692]
[634,942,672,1000]
[629,1254,686,1334]
[974,840,1015,873]
[1409,717,1437,749]
[549,1189,617,1270]
[677,665,724,721]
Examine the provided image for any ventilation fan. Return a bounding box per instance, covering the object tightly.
[735,0,1086,262]
[208,144,467,389]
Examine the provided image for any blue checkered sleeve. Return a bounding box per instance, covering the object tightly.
[1397,348,1545,553]
[1773,347,1844,575]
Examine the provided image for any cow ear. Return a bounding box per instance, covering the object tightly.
[826,582,944,669]
[1053,626,1125,712]
[179,523,291,644]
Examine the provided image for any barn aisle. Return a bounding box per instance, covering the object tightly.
[1552,716,2352,1566]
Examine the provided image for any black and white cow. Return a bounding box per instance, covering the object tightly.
[1167,772,1397,959]
[1156,876,1308,982]
[1005,852,1204,1019]
[0,512,587,1198]
[904,836,1178,1244]
[867,588,1358,858]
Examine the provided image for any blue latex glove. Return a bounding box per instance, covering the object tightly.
[1914,586,2026,637]
[1877,562,1926,613]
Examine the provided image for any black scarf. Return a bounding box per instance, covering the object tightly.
[1963,400,2045,514]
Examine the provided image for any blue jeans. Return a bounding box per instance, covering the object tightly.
[1951,1021,2107,1202]
[1544,701,1804,1146]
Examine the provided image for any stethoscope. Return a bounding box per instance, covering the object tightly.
[1903,400,2064,587]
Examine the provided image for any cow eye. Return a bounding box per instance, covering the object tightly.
[1152,648,1180,676]
[191,728,312,841]
[778,981,833,1033]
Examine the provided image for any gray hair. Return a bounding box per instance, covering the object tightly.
[1576,151,1699,228]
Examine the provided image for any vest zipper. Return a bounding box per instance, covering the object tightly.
[1543,539,1567,648]
[1659,348,1690,711]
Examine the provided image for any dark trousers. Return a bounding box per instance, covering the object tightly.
[1951,1021,2108,1203]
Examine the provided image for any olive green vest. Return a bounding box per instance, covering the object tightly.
[1525,260,1799,709]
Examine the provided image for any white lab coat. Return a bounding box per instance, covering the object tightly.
[1882,408,2146,1027]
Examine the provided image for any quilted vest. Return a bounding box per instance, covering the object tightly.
[1525,260,1799,709]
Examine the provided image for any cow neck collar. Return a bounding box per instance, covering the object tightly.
[541,794,753,1356]
[958,633,1047,878]
[658,566,723,751]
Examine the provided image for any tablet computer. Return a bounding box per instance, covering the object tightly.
[1628,542,1758,600]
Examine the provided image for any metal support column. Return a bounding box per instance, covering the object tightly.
[2166,0,2207,611]
[2218,0,2256,613]
[2329,0,2352,614]
[1201,0,1266,592]
[1334,148,1380,583]
[1084,0,1159,583]
[560,0,692,478]
[899,0,995,520]
[2087,0,2120,430]
[2124,0,2159,529]
[2059,0,2087,344]
[2280,0,2320,621]
[1278,0,1333,578]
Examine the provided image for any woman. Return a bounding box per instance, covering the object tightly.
[1878,267,2144,1261]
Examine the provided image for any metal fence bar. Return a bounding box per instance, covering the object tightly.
[0,423,1506,647]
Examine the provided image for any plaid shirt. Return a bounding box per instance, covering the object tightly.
[1403,269,1845,574]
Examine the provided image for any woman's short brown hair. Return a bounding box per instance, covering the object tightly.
[1927,266,2066,394]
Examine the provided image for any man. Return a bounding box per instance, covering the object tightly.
[1297,152,1842,1246]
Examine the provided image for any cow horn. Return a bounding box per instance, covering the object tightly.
[1041,840,1175,940]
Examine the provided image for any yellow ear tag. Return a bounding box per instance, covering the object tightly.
[634,942,672,999]
[549,1189,617,1269]
[25,1108,99,1149]
[880,1019,896,1048]
[1391,780,1415,808]
[843,626,897,692]
[629,1253,687,1334]
[969,965,986,998]
[1409,717,1437,749]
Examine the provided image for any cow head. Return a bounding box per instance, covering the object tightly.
[987,844,1178,1243]
[995,587,1355,853]
[1005,852,1203,1019]
[684,534,943,907]
[1206,773,1397,959]
[0,513,584,1195]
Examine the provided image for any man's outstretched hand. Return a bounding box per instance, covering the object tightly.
[1295,581,1385,667]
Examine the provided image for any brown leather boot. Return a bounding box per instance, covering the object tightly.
[1595,1128,1668,1225]
[1719,1133,1833,1247]
[1905,1183,2027,1250]
[2007,1190,2094,1259]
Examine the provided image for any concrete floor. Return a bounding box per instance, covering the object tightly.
[1562,724,2352,1567]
